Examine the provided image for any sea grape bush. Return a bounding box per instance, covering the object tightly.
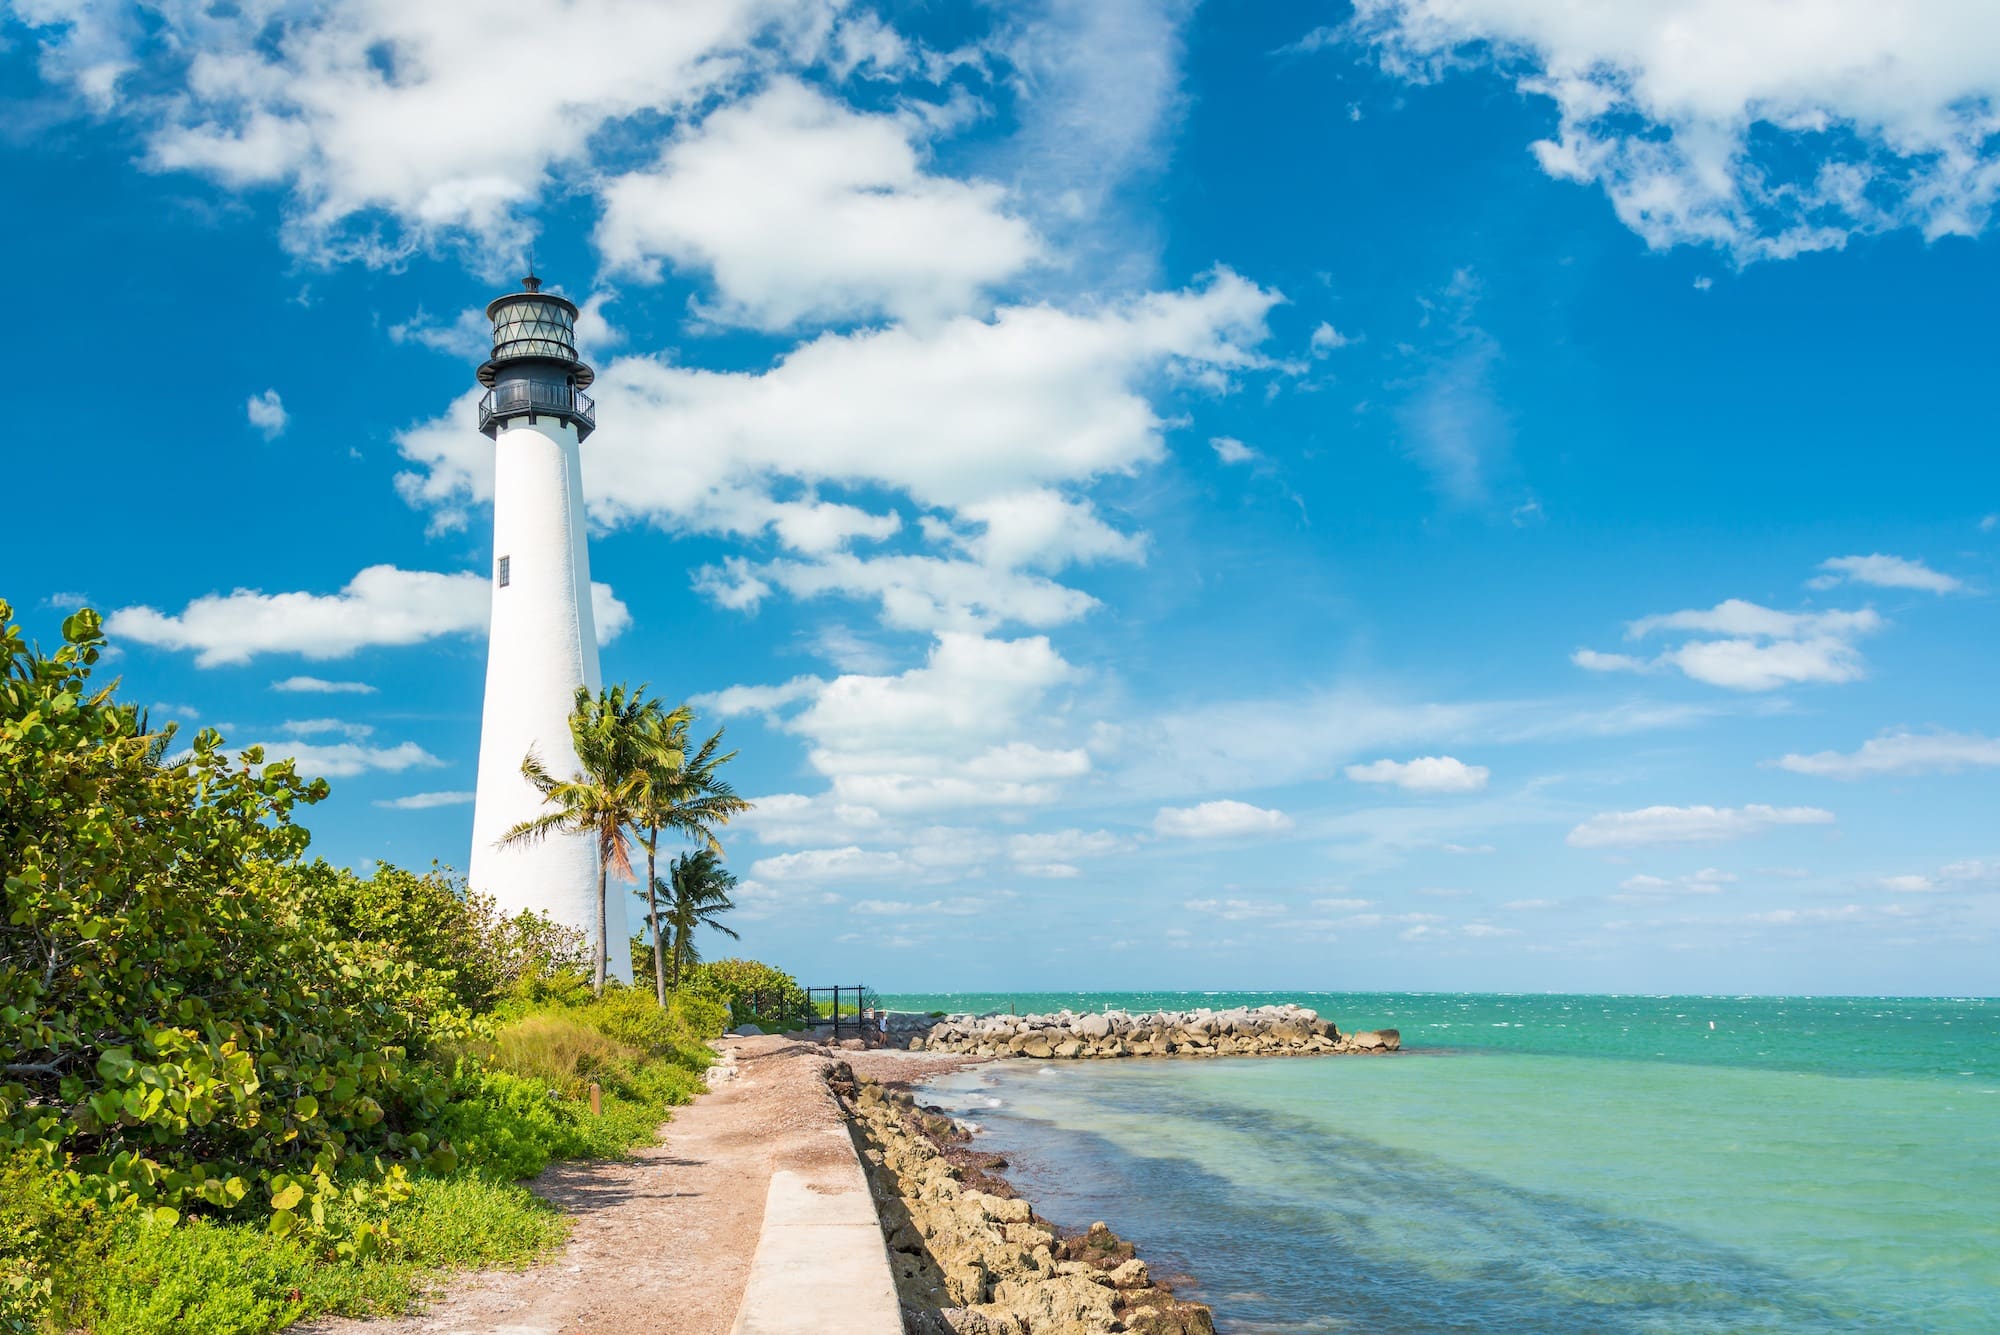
[0,603,448,1242]
[0,598,766,1332]
[687,957,808,1028]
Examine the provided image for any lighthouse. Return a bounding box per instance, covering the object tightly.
[466,272,631,981]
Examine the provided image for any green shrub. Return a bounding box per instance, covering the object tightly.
[0,1151,118,1332]
[71,1175,567,1335]
[686,958,808,1029]
[430,1070,594,1181]
[0,604,448,1238]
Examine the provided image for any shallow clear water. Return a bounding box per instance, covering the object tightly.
[881,993,2000,1334]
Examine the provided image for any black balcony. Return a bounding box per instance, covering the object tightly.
[478,380,596,441]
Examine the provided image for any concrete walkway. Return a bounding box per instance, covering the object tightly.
[730,1166,903,1334]
[299,1038,976,1335]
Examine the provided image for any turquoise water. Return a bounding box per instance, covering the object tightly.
[881,993,2000,1334]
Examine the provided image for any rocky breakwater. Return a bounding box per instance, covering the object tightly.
[909,1004,1400,1060]
[833,1066,1214,1335]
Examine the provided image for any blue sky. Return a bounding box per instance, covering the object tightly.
[4,0,1997,995]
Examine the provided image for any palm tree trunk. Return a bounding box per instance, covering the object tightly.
[646,831,667,1006]
[594,830,610,995]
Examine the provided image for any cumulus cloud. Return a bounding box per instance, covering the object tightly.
[749,845,910,883]
[245,738,443,778]
[1210,436,1257,465]
[1183,898,1286,920]
[597,78,1039,329]
[108,565,627,665]
[1345,755,1489,792]
[246,389,288,440]
[1810,554,1963,593]
[395,270,1279,631]
[1347,0,2000,261]
[1309,321,1353,354]
[374,791,475,810]
[17,0,832,265]
[1575,598,1882,691]
[271,676,376,695]
[1616,867,1737,898]
[1567,804,1835,849]
[709,632,1086,815]
[1773,730,2000,779]
[1153,800,1293,839]
[1007,828,1132,878]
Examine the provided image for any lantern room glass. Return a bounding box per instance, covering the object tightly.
[490,298,579,363]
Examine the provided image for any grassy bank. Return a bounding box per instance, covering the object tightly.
[3,987,722,1335]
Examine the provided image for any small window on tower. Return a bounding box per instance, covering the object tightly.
[498,555,511,587]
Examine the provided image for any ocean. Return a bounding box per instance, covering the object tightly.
[874,992,2000,1334]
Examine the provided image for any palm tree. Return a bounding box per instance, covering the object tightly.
[498,683,671,994]
[634,709,750,1005]
[663,848,739,992]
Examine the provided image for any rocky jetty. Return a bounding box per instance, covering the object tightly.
[906,1004,1400,1059]
[833,1065,1214,1335]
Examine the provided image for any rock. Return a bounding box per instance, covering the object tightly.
[1021,1037,1055,1059]
[1110,1258,1150,1289]
[1350,1030,1387,1050]
[1073,1013,1112,1040]
[729,1022,764,1037]
[1054,1039,1085,1059]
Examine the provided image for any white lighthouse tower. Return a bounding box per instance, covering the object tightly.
[466,272,631,982]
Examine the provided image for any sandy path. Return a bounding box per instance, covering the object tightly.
[305,1036,970,1335]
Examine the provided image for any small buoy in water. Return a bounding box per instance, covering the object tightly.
[1709,1021,1716,1030]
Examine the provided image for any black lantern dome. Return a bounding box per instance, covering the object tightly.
[476,271,597,441]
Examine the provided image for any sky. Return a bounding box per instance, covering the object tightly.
[3,0,1997,996]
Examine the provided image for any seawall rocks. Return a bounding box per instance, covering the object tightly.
[832,1065,1214,1335]
[897,1004,1400,1060]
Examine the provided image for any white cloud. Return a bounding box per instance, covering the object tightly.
[1568,804,1835,849]
[597,78,1039,330]
[1007,828,1131,880]
[749,845,910,883]
[694,675,827,721]
[24,0,824,265]
[1210,436,1257,465]
[716,632,1088,814]
[1441,842,1496,855]
[1577,598,1883,691]
[1810,553,1963,594]
[281,717,373,740]
[850,896,990,917]
[1616,867,1737,897]
[396,270,1279,631]
[374,790,476,810]
[1309,321,1353,354]
[1871,859,1999,895]
[1501,898,1558,911]
[1350,0,2000,261]
[246,738,443,778]
[1345,755,1490,793]
[246,389,288,440]
[108,565,627,665]
[271,676,376,695]
[1183,897,1286,920]
[1774,730,2000,779]
[1460,922,1519,938]
[1154,800,1294,839]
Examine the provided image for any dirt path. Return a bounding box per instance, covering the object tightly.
[304,1038,977,1335]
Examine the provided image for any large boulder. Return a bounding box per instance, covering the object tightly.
[1073,1013,1112,1040]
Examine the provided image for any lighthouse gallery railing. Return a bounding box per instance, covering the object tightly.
[477,380,596,435]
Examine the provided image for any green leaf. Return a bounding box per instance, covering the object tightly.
[269,1178,304,1211]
